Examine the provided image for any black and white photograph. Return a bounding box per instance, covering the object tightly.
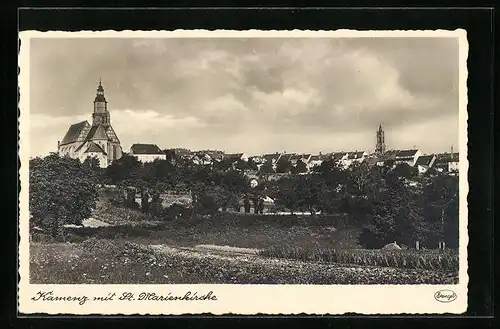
[18,30,468,315]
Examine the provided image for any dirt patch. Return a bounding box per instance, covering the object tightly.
[82,218,111,228]
[193,244,260,255]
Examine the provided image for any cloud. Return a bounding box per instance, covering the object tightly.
[251,87,321,118]
[29,113,90,157]
[27,37,460,157]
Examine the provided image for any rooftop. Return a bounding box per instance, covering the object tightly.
[130,143,165,155]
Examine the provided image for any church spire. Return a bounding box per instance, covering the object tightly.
[95,79,106,100]
[93,79,110,126]
[375,123,386,154]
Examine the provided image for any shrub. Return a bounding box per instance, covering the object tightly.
[195,195,219,215]
[161,203,192,221]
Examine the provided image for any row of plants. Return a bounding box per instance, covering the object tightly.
[30,238,458,285]
[259,246,459,271]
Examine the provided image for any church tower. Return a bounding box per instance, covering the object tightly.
[375,123,386,154]
[92,79,110,126]
[58,79,123,168]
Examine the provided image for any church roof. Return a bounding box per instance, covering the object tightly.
[60,121,90,145]
[86,125,110,141]
[130,143,164,155]
[104,125,120,143]
[84,142,107,155]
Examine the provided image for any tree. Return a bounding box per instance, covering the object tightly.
[213,158,234,172]
[29,154,98,239]
[422,174,459,248]
[346,162,372,196]
[194,186,225,215]
[243,194,251,213]
[275,177,300,214]
[140,159,175,190]
[388,163,418,183]
[124,187,139,209]
[82,156,101,184]
[163,149,176,165]
[207,170,248,211]
[359,177,425,248]
[141,190,150,214]
[149,191,163,218]
[105,154,142,186]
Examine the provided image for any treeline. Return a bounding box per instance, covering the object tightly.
[277,159,459,249]
[29,153,459,249]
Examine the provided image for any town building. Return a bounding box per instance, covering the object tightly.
[224,153,249,162]
[262,153,282,167]
[414,154,437,174]
[331,152,349,167]
[130,143,167,163]
[203,150,225,162]
[58,80,123,168]
[344,151,368,167]
[290,154,312,166]
[191,151,214,165]
[434,152,459,173]
[382,149,422,167]
[307,153,327,169]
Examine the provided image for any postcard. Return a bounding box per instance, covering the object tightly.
[18,29,468,315]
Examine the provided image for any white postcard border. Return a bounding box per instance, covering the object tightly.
[18,29,469,315]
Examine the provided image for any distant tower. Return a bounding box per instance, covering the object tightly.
[92,79,110,126]
[375,123,386,154]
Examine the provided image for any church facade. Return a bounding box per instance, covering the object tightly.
[57,81,123,168]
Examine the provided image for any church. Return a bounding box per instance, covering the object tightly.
[57,80,123,168]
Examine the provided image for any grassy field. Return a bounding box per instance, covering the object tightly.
[29,200,459,285]
[59,199,361,250]
[30,238,458,284]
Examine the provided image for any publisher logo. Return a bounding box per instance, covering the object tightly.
[434,290,457,303]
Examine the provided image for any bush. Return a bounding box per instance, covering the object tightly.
[194,195,219,215]
[161,203,192,221]
[358,226,383,249]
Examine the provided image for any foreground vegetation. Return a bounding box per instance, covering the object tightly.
[260,246,459,271]
[28,155,460,285]
[30,238,458,285]
[30,153,459,250]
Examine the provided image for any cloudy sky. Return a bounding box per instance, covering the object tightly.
[29,36,460,157]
